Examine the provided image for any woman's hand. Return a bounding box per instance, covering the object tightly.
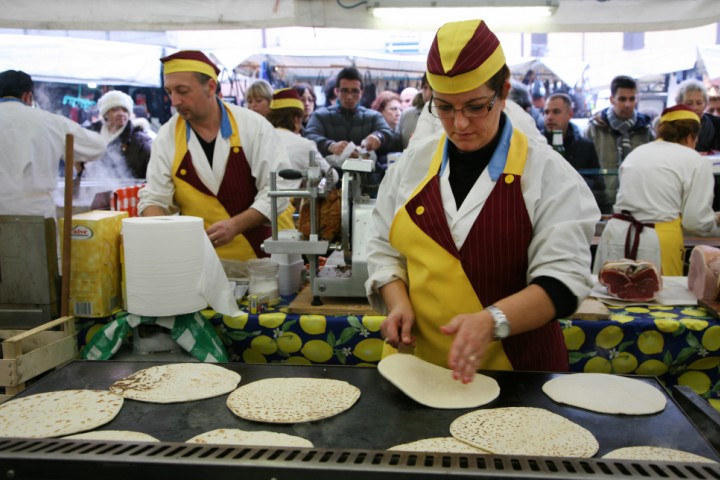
[381,303,416,350]
[440,311,494,384]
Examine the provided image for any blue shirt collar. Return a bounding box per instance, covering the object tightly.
[185,97,232,143]
[439,113,514,182]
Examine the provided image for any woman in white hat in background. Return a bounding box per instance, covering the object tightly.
[85,90,153,179]
[365,19,600,383]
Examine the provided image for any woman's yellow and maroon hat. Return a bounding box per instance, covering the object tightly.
[660,104,700,124]
[160,50,220,81]
[271,88,304,111]
[426,19,506,94]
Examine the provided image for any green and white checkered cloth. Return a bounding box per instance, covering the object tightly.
[83,311,228,362]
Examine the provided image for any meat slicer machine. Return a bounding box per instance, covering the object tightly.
[262,153,376,304]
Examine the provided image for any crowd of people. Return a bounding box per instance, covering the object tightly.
[3,17,720,378]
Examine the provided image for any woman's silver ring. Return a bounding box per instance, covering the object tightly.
[468,355,477,362]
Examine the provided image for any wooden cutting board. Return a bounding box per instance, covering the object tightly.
[287,286,381,316]
[698,299,720,318]
[571,297,611,320]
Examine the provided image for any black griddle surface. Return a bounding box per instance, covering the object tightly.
[13,360,720,461]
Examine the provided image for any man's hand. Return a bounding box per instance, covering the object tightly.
[328,141,349,156]
[361,134,381,151]
[207,218,240,248]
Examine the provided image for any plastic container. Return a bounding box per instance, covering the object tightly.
[247,259,280,301]
[132,325,180,355]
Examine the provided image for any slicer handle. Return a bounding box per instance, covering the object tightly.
[278,169,303,180]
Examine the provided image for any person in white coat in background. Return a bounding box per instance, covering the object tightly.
[594,104,720,276]
[0,69,105,220]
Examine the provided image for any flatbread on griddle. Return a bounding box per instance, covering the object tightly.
[0,390,124,438]
[186,428,313,448]
[603,446,718,464]
[542,373,666,415]
[450,407,599,458]
[378,353,500,409]
[388,437,490,454]
[63,430,159,442]
[109,363,240,403]
[227,377,360,423]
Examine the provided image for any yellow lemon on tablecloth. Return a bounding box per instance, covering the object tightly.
[242,348,267,364]
[299,315,327,335]
[200,309,216,320]
[650,312,678,318]
[637,330,664,355]
[702,325,720,351]
[353,338,384,362]
[85,323,105,344]
[285,356,312,365]
[301,340,334,363]
[626,307,650,314]
[276,332,302,353]
[635,359,668,376]
[563,326,586,350]
[223,314,248,329]
[250,335,278,355]
[609,314,635,324]
[688,357,720,370]
[611,352,638,374]
[710,399,720,413]
[361,315,385,332]
[584,356,612,373]
[654,318,680,333]
[258,312,286,328]
[678,371,711,395]
[680,308,707,317]
[595,325,623,349]
[679,319,709,331]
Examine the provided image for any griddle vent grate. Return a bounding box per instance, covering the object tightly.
[1,438,719,479]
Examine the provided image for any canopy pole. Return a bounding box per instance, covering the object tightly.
[61,134,74,318]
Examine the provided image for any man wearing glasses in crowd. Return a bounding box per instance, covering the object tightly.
[304,67,394,158]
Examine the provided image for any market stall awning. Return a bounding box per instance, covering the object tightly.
[0,34,164,87]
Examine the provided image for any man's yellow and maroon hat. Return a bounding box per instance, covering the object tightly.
[160,50,220,81]
[660,104,700,124]
[271,88,304,111]
[426,19,505,94]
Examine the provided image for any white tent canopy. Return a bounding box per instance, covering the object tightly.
[0,34,165,87]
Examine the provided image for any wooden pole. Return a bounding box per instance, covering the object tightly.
[61,134,74,317]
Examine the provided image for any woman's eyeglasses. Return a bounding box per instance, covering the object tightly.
[429,94,497,119]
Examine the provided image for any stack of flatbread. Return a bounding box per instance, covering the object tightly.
[109,363,240,403]
[378,354,500,409]
[63,431,159,442]
[603,446,718,464]
[187,428,313,448]
[0,390,124,438]
[449,407,600,457]
[542,373,666,414]
[227,377,360,423]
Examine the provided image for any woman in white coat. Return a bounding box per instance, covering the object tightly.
[365,19,600,383]
[594,104,720,276]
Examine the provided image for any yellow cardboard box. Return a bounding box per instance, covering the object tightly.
[59,210,128,317]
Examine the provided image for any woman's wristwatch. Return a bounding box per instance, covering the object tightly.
[486,305,511,340]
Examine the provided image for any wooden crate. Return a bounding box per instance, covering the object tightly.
[0,316,77,404]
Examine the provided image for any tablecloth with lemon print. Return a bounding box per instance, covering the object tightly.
[563,304,720,412]
[210,301,386,366]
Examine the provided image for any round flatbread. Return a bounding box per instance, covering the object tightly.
[0,390,123,438]
[186,428,313,448]
[450,407,599,457]
[542,373,666,415]
[388,437,490,454]
[63,430,159,442]
[378,353,500,409]
[109,363,240,403]
[227,377,360,423]
[603,446,718,464]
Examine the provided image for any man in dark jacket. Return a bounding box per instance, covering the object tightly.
[584,75,654,213]
[304,67,394,158]
[543,93,606,211]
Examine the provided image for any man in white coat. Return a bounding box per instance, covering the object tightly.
[0,70,105,219]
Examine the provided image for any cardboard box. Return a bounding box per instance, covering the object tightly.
[59,210,128,317]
